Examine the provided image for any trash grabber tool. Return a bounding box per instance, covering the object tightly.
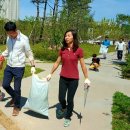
[84,85,90,107]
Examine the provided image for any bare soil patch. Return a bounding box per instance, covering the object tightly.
[0,110,21,130]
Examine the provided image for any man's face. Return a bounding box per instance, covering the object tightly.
[6,31,17,39]
[105,38,108,40]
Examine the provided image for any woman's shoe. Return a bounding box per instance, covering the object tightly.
[56,109,66,119]
[64,119,71,127]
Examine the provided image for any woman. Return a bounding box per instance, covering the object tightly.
[46,29,90,127]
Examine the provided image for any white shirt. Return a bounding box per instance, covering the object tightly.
[2,31,34,67]
[115,41,126,51]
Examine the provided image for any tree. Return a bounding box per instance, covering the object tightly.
[31,0,45,19]
[39,0,48,40]
[116,14,130,39]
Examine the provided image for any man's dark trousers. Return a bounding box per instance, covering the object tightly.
[2,65,25,108]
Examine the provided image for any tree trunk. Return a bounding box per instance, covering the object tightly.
[51,0,59,49]
[36,2,40,19]
[39,0,47,40]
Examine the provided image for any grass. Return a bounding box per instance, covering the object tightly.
[0,44,6,52]
[80,43,115,59]
[0,62,43,81]
[31,43,115,61]
[80,44,100,58]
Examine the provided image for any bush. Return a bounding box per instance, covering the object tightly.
[112,92,130,130]
[122,54,130,79]
[32,43,58,61]
[112,120,130,130]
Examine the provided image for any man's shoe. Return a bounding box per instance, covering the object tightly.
[64,119,71,127]
[8,99,15,107]
[12,107,20,116]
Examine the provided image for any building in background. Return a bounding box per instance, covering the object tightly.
[0,0,19,21]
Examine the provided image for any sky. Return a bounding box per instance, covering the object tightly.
[20,0,130,21]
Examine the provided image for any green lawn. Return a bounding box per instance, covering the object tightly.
[80,43,115,59]
[0,43,115,81]
[0,62,43,81]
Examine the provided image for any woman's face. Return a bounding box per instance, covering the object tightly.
[65,31,74,45]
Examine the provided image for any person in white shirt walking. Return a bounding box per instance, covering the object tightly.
[115,38,126,60]
[0,21,36,116]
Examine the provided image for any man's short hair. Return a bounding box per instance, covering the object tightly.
[105,36,108,39]
[4,21,16,31]
[92,54,97,57]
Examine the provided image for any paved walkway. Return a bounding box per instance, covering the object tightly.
[0,124,6,130]
[0,52,130,130]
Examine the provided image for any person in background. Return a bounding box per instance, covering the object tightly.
[46,29,91,127]
[115,38,126,60]
[127,40,130,54]
[0,21,36,116]
[89,54,100,71]
[101,36,110,59]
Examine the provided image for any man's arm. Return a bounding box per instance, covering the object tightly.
[24,37,35,66]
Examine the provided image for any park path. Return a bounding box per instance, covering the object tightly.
[0,52,130,130]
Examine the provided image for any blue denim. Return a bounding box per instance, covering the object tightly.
[2,65,25,108]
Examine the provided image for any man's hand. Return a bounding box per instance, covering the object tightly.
[31,66,36,74]
[0,55,5,70]
[0,55,5,61]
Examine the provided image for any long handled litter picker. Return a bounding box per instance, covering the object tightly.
[84,85,90,107]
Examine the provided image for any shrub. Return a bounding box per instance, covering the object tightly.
[122,54,130,79]
[112,92,130,130]
[32,43,58,61]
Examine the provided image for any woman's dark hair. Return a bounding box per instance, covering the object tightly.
[4,21,16,31]
[61,29,79,52]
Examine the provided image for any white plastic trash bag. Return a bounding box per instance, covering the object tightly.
[23,74,49,116]
[99,44,108,54]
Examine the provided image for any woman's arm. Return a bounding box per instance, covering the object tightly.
[79,57,88,79]
[50,56,61,75]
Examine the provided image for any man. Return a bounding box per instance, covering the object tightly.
[115,38,126,60]
[0,21,36,116]
[101,36,110,59]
